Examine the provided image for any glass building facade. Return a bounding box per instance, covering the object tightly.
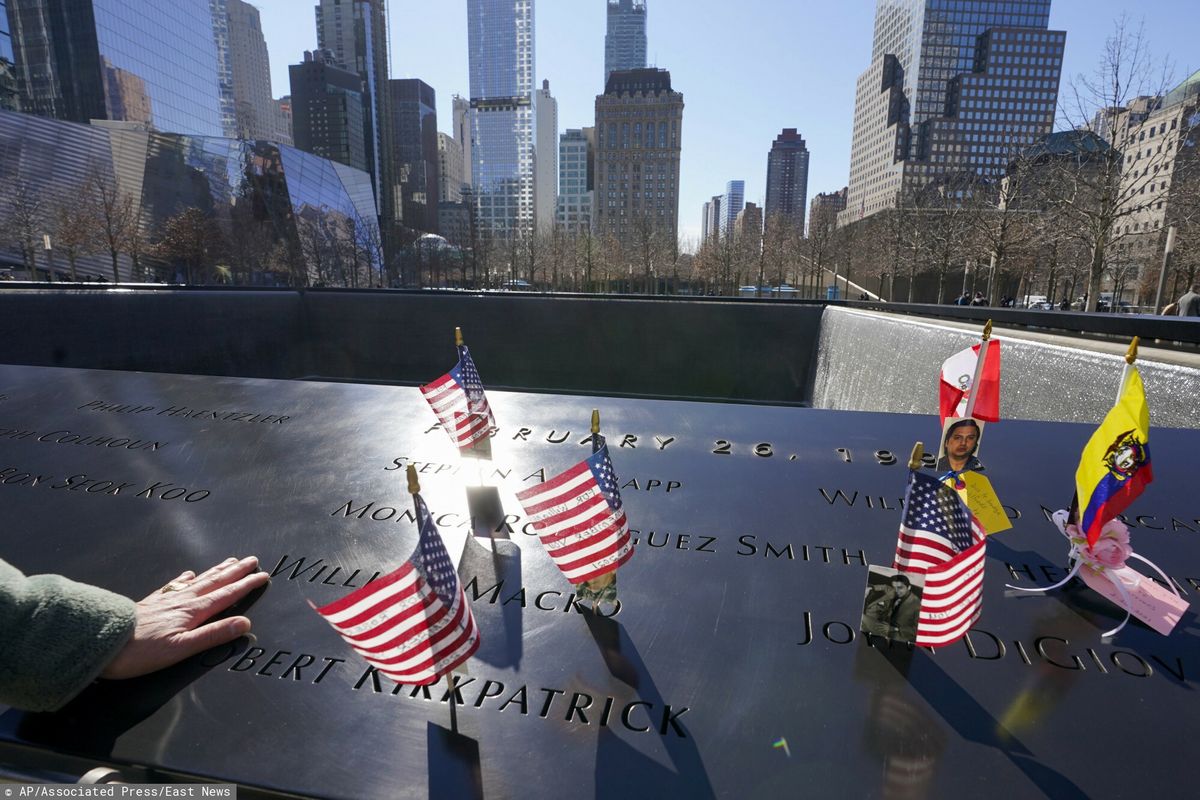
[467,0,535,235]
[388,78,439,234]
[0,0,17,111]
[0,109,380,285]
[6,0,223,136]
[605,0,647,85]
[844,0,1063,221]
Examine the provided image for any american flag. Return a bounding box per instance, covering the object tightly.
[893,470,987,648]
[515,435,634,584]
[420,345,495,449]
[313,494,479,685]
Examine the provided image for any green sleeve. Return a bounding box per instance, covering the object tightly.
[0,558,137,712]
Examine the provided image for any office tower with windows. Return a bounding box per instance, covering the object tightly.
[843,0,1064,224]
[735,202,762,251]
[452,94,471,190]
[594,68,683,247]
[467,0,535,236]
[719,180,744,239]
[438,131,464,204]
[388,78,439,233]
[535,79,558,232]
[809,187,848,235]
[222,0,289,143]
[6,0,223,136]
[290,50,367,172]
[605,0,646,85]
[765,128,810,231]
[702,195,721,243]
[557,127,594,233]
[315,0,393,222]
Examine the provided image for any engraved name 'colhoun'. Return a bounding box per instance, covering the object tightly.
[0,426,165,451]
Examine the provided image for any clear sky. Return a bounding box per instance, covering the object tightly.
[253,0,1197,244]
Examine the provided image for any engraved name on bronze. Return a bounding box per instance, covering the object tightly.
[0,465,210,502]
[795,610,1189,685]
[204,643,691,737]
[76,399,291,424]
[0,426,167,451]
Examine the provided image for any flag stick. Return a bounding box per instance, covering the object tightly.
[455,326,464,347]
[962,320,992,419]
[591,408,600,451]
[908,442,924,470]
[582,408,615,609]
[1116,336,1138,405]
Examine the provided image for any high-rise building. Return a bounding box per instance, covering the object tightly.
[720,180,744,239]
[315,0,393,223]
[701,195,721,243]
[224,0,288,142]
[605,0,647,85]
[276,96,293,143]
[808,187,848,236]
[535,79,558,232]
[467,0,535,236]
[210,0,237,136]
[557,127,594,233]
[764,128,810,231]
[388,78,439,233]
[289,50,367,172]
[843,0,1065,224]
[6,0,224,136]
[438,131,465,204]
[594,68,683,247]
[734,202,762,251]
[452,94,471,191]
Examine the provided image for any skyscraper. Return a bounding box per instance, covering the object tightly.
[438,131,464,204]
[224,0,288,142]
[764,128,810,231]
[452,94,471,191]
[605,0,647,85]
[535,79,558,232]
[702,195,721,243]
[290,50,367,172]
[388,78,439,233]
[467,0,535,236]
[6,0,223,136]
[557,127,594,234]
[315,0,393,223]
[594,68,683,248]
[720,180,744,240]
[843,0,1065,224]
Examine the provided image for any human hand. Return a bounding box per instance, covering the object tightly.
[100,556,270,680]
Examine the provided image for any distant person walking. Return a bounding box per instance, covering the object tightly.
[1175,283,1200,317]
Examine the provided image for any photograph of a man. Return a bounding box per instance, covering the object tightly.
[935,416,985,475]
[860,566,924,644]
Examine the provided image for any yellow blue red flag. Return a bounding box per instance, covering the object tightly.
[1074,366,1152,548]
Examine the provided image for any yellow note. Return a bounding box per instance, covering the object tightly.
[962,471,1012,534]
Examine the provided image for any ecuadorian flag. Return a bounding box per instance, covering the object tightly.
[1075,366,1153,548]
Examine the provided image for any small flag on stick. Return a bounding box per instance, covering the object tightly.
[892,443,987,647]
[939,321,1001,426]
[420,327,495,450]
[1072,338,1153,548]
[516,410,633,609]
[312,465,480,684]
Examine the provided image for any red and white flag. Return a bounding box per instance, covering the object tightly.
[939,340,1001,426]
[516,436,634,584]
[894,470,987,647]
[420,345,495,449]
[313,494,479,685]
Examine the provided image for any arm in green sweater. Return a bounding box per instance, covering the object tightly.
[0,557,136,712]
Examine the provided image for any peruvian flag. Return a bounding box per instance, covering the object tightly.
[939,340,1001,425]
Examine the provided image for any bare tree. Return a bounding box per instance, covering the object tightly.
[1054,18,1184,311]
[154,207,225,285]
[2,181,45,279]
[88,170,138,284]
